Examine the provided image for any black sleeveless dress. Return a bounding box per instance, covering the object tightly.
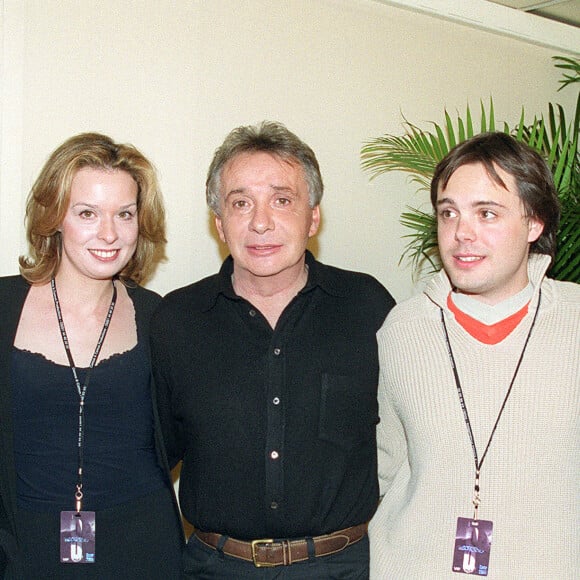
[9,343,182,579]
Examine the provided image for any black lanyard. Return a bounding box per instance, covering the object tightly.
[439,289,541,519]
[51,278,117,512]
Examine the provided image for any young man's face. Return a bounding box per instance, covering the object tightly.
[215,151,320,287]
[436,162,543,305]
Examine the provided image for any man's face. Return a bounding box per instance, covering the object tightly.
[215,151,320,286]
[436,162,543,305]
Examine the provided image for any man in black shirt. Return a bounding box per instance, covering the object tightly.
[151,121,395,579]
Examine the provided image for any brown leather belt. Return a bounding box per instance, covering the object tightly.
[193,522,368,567]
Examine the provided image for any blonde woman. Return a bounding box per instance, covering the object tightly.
[0,133,183,578]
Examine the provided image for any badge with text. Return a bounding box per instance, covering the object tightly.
[60,511,96,564]
[452,517,493,576]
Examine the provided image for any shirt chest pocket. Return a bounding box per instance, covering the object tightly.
[318,373,378,452]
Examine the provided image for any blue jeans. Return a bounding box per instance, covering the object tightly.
[182,533,369,579]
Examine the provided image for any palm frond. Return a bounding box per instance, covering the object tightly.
[551,201,580,282]
[553,56,580,91]
[399,208,440,275]
[362,61,580,283]
[361,100,500,278]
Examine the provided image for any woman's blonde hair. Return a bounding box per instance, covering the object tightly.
[19,132,166,284]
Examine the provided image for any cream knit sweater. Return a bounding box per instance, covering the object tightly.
[370,255,579,579]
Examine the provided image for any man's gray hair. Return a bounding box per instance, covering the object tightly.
[206,121,324,215]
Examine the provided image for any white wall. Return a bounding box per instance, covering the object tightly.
[1,0,578,301]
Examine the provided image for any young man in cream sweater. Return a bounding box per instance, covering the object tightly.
[371,132,579,579]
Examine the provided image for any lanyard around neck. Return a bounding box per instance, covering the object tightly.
[439,288,541,519]
[51,278,117,512]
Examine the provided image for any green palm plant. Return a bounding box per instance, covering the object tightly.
[362,56,580,283]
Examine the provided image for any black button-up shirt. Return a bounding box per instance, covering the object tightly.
[151,252,395,540]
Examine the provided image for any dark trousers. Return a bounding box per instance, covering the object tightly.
[182,533,369,580]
